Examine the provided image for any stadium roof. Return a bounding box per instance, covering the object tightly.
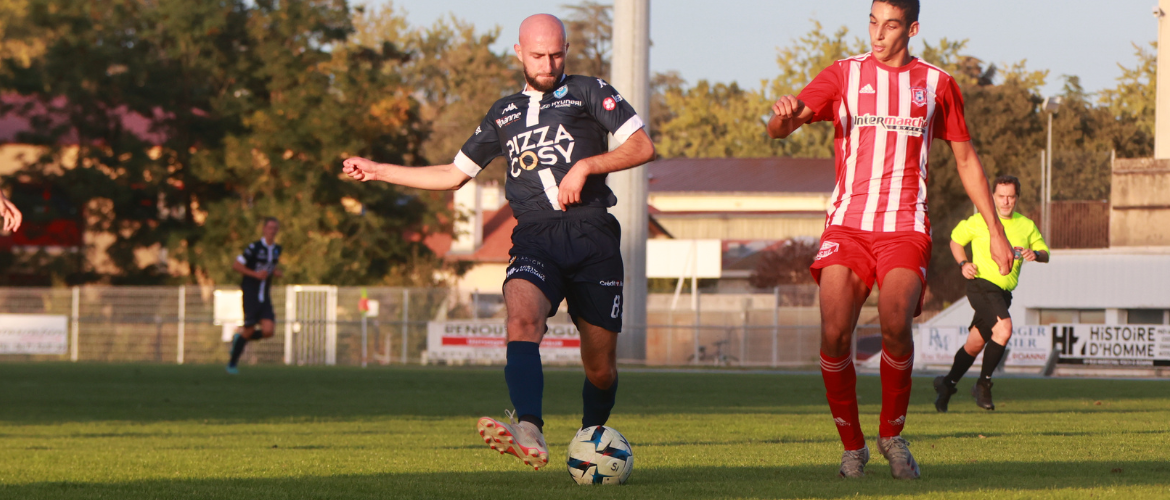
[646,157,835,194]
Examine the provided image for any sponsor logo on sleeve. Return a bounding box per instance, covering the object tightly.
[815,241,840,260]
[597,78,607,88]
[859,84,876,94]
[911,87,927,107]
[474,126,482,135]
[553,86,568,98]
[602,97,616,111]
[502,102,518,114]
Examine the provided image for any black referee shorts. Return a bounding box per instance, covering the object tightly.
[504,207,625,333]
[966,278,1012,342]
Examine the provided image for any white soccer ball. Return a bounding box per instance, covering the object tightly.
[566,425,633,485]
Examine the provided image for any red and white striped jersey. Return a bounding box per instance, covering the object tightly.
[798,53,970,234]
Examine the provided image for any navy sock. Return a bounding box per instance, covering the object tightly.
[250,330,264,340]
[229,334,247,367]
[980,341,1007,380]
[944,347,976,386]
[581,375,619,428]
[504,341,543,428]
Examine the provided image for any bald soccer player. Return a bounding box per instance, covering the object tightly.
[766,0,1012,480]
[341,14,654,470]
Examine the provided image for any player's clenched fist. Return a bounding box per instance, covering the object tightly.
[342,157,381,182]
[772,95,805,121]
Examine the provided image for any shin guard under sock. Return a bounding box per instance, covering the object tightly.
[581,375,619,428]
[980,341,1007,381]
[505,341,544,429]
[944,347,977,386]
[878,347,914,438]
[820,351,865,450]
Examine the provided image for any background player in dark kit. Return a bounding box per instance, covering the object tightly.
[936,175,1049,411]
[341,14,654,470]
[226,217,283,374]
[766,0,1013,480]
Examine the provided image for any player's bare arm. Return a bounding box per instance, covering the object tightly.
[341,158,472,191]
[766,95,814,139]
[0,192,21,233]
[557,129,655,207]
[949,140,1013,275]
[232,259,268,280]
[950,239,978,279]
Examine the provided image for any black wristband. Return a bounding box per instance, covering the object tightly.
[958,260,967,267]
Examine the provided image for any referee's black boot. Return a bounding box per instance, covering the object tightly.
[972,379,995,410]
[933,376,957,413]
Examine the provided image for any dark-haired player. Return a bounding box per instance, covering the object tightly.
[936,175,1048,411]
[766,0,1013,479]
[227,217,283,374]
[342,13,654,471]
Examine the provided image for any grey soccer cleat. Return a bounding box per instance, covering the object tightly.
[972,379,995,410]
[933,376,957,413]
[877,436,921,479]
[838,445,870,478]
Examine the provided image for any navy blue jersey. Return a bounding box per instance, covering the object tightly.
[237,239,282,302]
[454,75,644,216]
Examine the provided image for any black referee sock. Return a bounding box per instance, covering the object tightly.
[581,375,619,428]
[980,340,1007,381]
[943,347,976,386]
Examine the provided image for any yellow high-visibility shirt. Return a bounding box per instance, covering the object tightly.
[950,212,1049,291]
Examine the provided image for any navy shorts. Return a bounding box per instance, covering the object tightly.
[505,207,625,333]
[242,290,275,327]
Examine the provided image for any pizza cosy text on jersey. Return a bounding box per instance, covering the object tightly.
[455,75,644,216]
[798,53,971,234]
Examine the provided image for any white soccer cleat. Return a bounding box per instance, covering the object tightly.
[877,436,920,479]
[838,445,870,478]
[476,411,549,470]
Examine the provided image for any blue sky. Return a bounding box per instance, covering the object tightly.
[362,0,1158,98]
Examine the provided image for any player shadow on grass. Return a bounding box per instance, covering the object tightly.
[1,460,1167,499]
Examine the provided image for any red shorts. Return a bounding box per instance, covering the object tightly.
[810,225,932,316]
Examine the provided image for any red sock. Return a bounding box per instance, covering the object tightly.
[878,347,914,438]
[820,351,865,451]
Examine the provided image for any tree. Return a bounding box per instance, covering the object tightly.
[1,0,446,286]
[562,1,611,81]
[749,238,819,288]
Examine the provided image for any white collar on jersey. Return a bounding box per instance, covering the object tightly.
[521,73,567,96]
[260,237,274,248]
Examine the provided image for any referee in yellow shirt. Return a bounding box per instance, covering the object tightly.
[934,175,1049,412]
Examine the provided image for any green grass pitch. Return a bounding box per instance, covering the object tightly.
[0,363,1167,499]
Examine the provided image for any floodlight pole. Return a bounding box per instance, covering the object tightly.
[609,0,651,362]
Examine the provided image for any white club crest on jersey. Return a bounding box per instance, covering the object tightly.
[859,84,876,94]
[553,86,568,98]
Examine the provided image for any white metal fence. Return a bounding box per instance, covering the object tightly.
[0,285,894,367]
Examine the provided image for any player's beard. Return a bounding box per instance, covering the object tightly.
[523,64,562,93]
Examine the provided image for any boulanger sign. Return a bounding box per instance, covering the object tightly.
[916,326,1051,367]
[0,314,68,355]
[425,321,582,364]
[1052,324,1170,367]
